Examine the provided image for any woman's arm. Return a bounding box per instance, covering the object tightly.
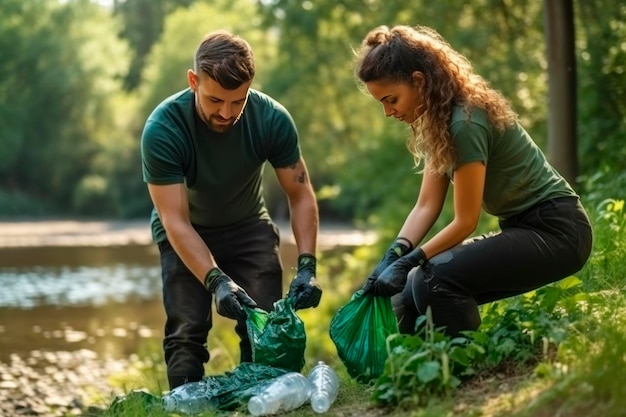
[397,161,450,248]
[419,161,486,258]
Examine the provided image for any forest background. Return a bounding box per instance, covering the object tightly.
[1,0,625,237]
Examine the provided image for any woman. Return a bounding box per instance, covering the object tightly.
[356,25,593,336]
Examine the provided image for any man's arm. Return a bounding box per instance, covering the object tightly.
[275,157,321,309]
[274,157,319,255]
[147,183,217,283]
[148,182,257,319]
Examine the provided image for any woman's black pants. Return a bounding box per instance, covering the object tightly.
[392,197,593,336]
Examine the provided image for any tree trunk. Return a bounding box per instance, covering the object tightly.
[543,0,578,184]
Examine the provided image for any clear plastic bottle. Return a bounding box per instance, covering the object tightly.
[307,361,340,413]
[161,380,218,414]
[247,372,312,416]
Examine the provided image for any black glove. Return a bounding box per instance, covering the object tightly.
[287,253,322,310]
[204,267,257,321]
[362,239,412,294]
[371,247,427,297]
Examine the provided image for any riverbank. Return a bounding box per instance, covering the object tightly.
[0,219,377,249]
[0,349,130,417]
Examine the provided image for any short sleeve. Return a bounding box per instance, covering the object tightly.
[141,120,187,185]
[450,118,491,169]
[266,103,301,168]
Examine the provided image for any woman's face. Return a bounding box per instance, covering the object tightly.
[365,75,424,124]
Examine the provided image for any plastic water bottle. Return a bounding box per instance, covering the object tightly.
[307,361,340,413]
[247,372,312,416]
[161,380,217,414]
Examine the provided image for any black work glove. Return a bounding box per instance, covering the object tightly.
[370,247,427,297]
[204,267,257,321]
[362,239,411,294]
[287,253,322,310]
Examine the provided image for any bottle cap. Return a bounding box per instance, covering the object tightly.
[310,393,331,413]
[161,396,176,412]
[248,395,266,416]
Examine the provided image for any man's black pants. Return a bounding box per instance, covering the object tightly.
[158,218,283,389]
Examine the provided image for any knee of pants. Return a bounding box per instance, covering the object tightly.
[410,263,481,335]
[391,284,419,334]
[411,265,434,315]
[410,264,465,314]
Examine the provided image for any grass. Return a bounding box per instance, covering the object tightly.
[81,197,626,417]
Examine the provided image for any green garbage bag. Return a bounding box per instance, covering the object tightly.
[329,290,399,382]
[208,363,290,410]
[245,297,306,372]
[158,363,290,413]
[108,390,161,414]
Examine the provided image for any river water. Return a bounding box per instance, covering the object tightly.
[0,244,166,364]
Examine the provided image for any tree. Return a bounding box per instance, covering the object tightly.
[112,0,195,90]
[544,0,577,184]
[0,0,131,215]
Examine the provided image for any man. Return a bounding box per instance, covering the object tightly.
[141,30,321,389]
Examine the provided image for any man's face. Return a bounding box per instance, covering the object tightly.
[188,71,251,133]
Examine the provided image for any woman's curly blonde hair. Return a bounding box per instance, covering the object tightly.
[355,25,518,174]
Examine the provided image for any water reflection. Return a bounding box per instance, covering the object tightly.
[0,264,161,308]
[0,245,164,364]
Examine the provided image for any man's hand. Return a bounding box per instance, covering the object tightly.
[204,267,257,321]
[370,247,427,297]
[287,254,322,310]
[362,239,411,294]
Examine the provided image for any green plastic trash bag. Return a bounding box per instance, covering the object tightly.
[108,389,161,414]
[245,297,306,372]
[160,363,290,413]
[329,290,399,382]
[208,363,290,410]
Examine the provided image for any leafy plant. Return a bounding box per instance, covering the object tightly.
[475,276,584,367]
[372,309,485,407]
[373,277,585,409]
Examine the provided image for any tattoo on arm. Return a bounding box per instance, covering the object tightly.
[287,163,307,184]
[296,171,306,184]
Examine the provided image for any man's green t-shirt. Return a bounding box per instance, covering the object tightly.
[141,88,301,242]
[448,106,576,220]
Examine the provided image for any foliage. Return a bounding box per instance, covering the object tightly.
[577,198,626,291]
[517,290,626,417]
[1,0,625,220]
[0,0,133,216]
[371,278,582,408]
[475,276,584,367]
[576,1,626,176]
[0,189,53,217]
[373,310,485,407]
[112,0,196,91]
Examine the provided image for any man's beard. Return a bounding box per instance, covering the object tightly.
[196,98,238,133]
